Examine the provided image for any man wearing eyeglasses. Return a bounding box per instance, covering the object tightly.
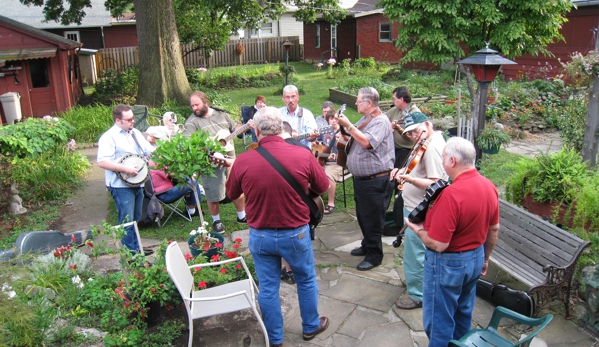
[390,112,448,310]
[335,87,394,271]
[97,104,155,253]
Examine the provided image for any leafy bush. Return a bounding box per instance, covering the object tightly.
[186,64,282,90]
[353,57,377,69]
[0,117,75,158]
[557,96,587,152]
[93,66,139,104]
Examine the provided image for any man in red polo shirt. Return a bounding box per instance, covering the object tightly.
[405,137,500,347]
[226,106,330,346]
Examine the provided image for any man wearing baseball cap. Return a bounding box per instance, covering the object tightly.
[390,111,449,310]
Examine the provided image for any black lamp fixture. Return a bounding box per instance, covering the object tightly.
[457,43,516,160]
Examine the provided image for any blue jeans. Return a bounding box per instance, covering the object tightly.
[109,187,143,252]
[156,180,202,206]
[403,206,426,302]
[249,224,320,345]
[423,246,484,347]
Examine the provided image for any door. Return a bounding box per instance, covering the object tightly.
[27,58,56,117]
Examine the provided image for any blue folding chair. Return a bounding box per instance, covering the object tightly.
[240,106,257,148]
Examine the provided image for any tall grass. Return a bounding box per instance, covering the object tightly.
[60,104,114,143]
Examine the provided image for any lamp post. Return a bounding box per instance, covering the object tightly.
[283,41,293,86]
[457,44,516,161]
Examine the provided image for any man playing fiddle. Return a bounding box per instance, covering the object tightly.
[390,112,448,310]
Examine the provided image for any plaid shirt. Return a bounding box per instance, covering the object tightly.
[347,113,394,177]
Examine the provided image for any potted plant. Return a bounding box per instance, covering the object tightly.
[476,125,511,154]
[183,237,256,290]
[188,222,225,258]
[504,148,590,228]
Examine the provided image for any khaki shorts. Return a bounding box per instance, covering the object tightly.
[201,166,228,202]
[325,162,344,182]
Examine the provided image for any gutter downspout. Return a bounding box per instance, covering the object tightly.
[101,26,106,48]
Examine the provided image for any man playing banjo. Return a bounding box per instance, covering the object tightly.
[97,104,155,253]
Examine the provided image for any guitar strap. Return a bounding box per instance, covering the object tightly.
[255,146,322,231]
[129,131,145,157]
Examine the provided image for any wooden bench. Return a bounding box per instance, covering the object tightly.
[491,199,591,317]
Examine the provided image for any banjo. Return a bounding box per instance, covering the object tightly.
[115,154,149,187]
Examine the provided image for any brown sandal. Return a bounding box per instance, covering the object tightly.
[324,205,336,214]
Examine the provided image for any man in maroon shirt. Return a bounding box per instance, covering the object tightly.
[226,106,330,346]
[405,137,500,346]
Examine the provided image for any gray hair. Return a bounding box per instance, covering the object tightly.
[358,87,380,106]
[445,137,476,166]
[282,85,299,96]
[254,106,283,136]
[321,101,334,109]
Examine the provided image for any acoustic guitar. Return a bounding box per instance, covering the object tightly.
[212,123,253,152]
[294,125,335,142]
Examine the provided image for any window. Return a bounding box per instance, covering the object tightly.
[261,22,273,36]
[64,31,80,42]
[29,58,50,88]
[379,23,392,42]
[331,24,337,50]
[315,24,320,48]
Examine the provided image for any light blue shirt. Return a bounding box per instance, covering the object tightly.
[97,125,155,188]
[279,106,317,147]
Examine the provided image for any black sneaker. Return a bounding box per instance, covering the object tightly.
[281,267,296,285]
[213,220,225,234]
[237,216,247,224]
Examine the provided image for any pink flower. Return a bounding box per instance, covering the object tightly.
[236,264,242,270]
[235,238,242,243]
[184,253,193,261]
[71,235,76,243]
[211,254,220,262]
[215,243,223,248]
[198,281,207,289]
[220,268,226,274]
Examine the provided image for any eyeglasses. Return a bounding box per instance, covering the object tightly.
[356,100,370,105]
[405,126,423,137]
[120,117,135,123]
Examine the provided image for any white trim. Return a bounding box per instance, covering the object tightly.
[64,30,80,42]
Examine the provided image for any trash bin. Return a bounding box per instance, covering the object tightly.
[0,92,22,125]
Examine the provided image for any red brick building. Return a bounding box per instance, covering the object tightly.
[304,0,599,80]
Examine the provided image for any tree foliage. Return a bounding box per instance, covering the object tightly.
[381,0,573,64]
[174,0,346,54]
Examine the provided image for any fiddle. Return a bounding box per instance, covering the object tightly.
[392,138,430,197]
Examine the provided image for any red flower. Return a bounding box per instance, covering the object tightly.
[150,288,157,294]
[235,238,242,243]
[184,253,193,261]
[211,254,220,262]
[195,267,201,272]
[220,268,226,274]
[118,279,125,287]
[215,243,223,248]
[97,229,102,234]
[232,243,241,249]
[69,264,77,270]
[71,235,76,243]
[198,281,207,289]
[86,241,94,248]
[159,283,165,288]
[236,264,242,270]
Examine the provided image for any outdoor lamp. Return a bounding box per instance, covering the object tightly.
[457,44,516,160]
[282,41,293,85]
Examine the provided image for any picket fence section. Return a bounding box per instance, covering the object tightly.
[95,36,300,73]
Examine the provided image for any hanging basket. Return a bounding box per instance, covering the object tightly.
[236,44,245,55]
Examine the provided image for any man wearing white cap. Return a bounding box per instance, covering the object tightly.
[390,111,448,310]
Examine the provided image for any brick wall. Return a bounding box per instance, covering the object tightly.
[355,14,402,63]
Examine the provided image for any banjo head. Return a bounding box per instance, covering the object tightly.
[116,154,148,186]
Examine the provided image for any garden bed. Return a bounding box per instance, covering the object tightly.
[329,87,447,111]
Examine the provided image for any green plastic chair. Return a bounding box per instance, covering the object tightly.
[449,306,553,347]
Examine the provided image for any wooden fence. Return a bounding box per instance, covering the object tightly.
[95,36,301,74]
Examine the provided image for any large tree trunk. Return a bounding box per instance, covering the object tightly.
[134,0,191,107]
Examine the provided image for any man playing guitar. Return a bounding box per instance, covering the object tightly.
[182,91,249,234]
[316,108,345,215]
[279,84,319,148]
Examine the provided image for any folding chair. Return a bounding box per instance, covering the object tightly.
[165,242,269,347]
[144,176,192,227]
[449,306,553,347]
[335,167,353,208]
[240,105,257,149]
[132,105,162,133]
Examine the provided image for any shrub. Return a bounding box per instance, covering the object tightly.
[353,57,377,69]
[557,95,587,152]
[93,66,139,104]
[0,117,75,158]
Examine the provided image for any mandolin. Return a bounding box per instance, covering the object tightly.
[392,180,449,248]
